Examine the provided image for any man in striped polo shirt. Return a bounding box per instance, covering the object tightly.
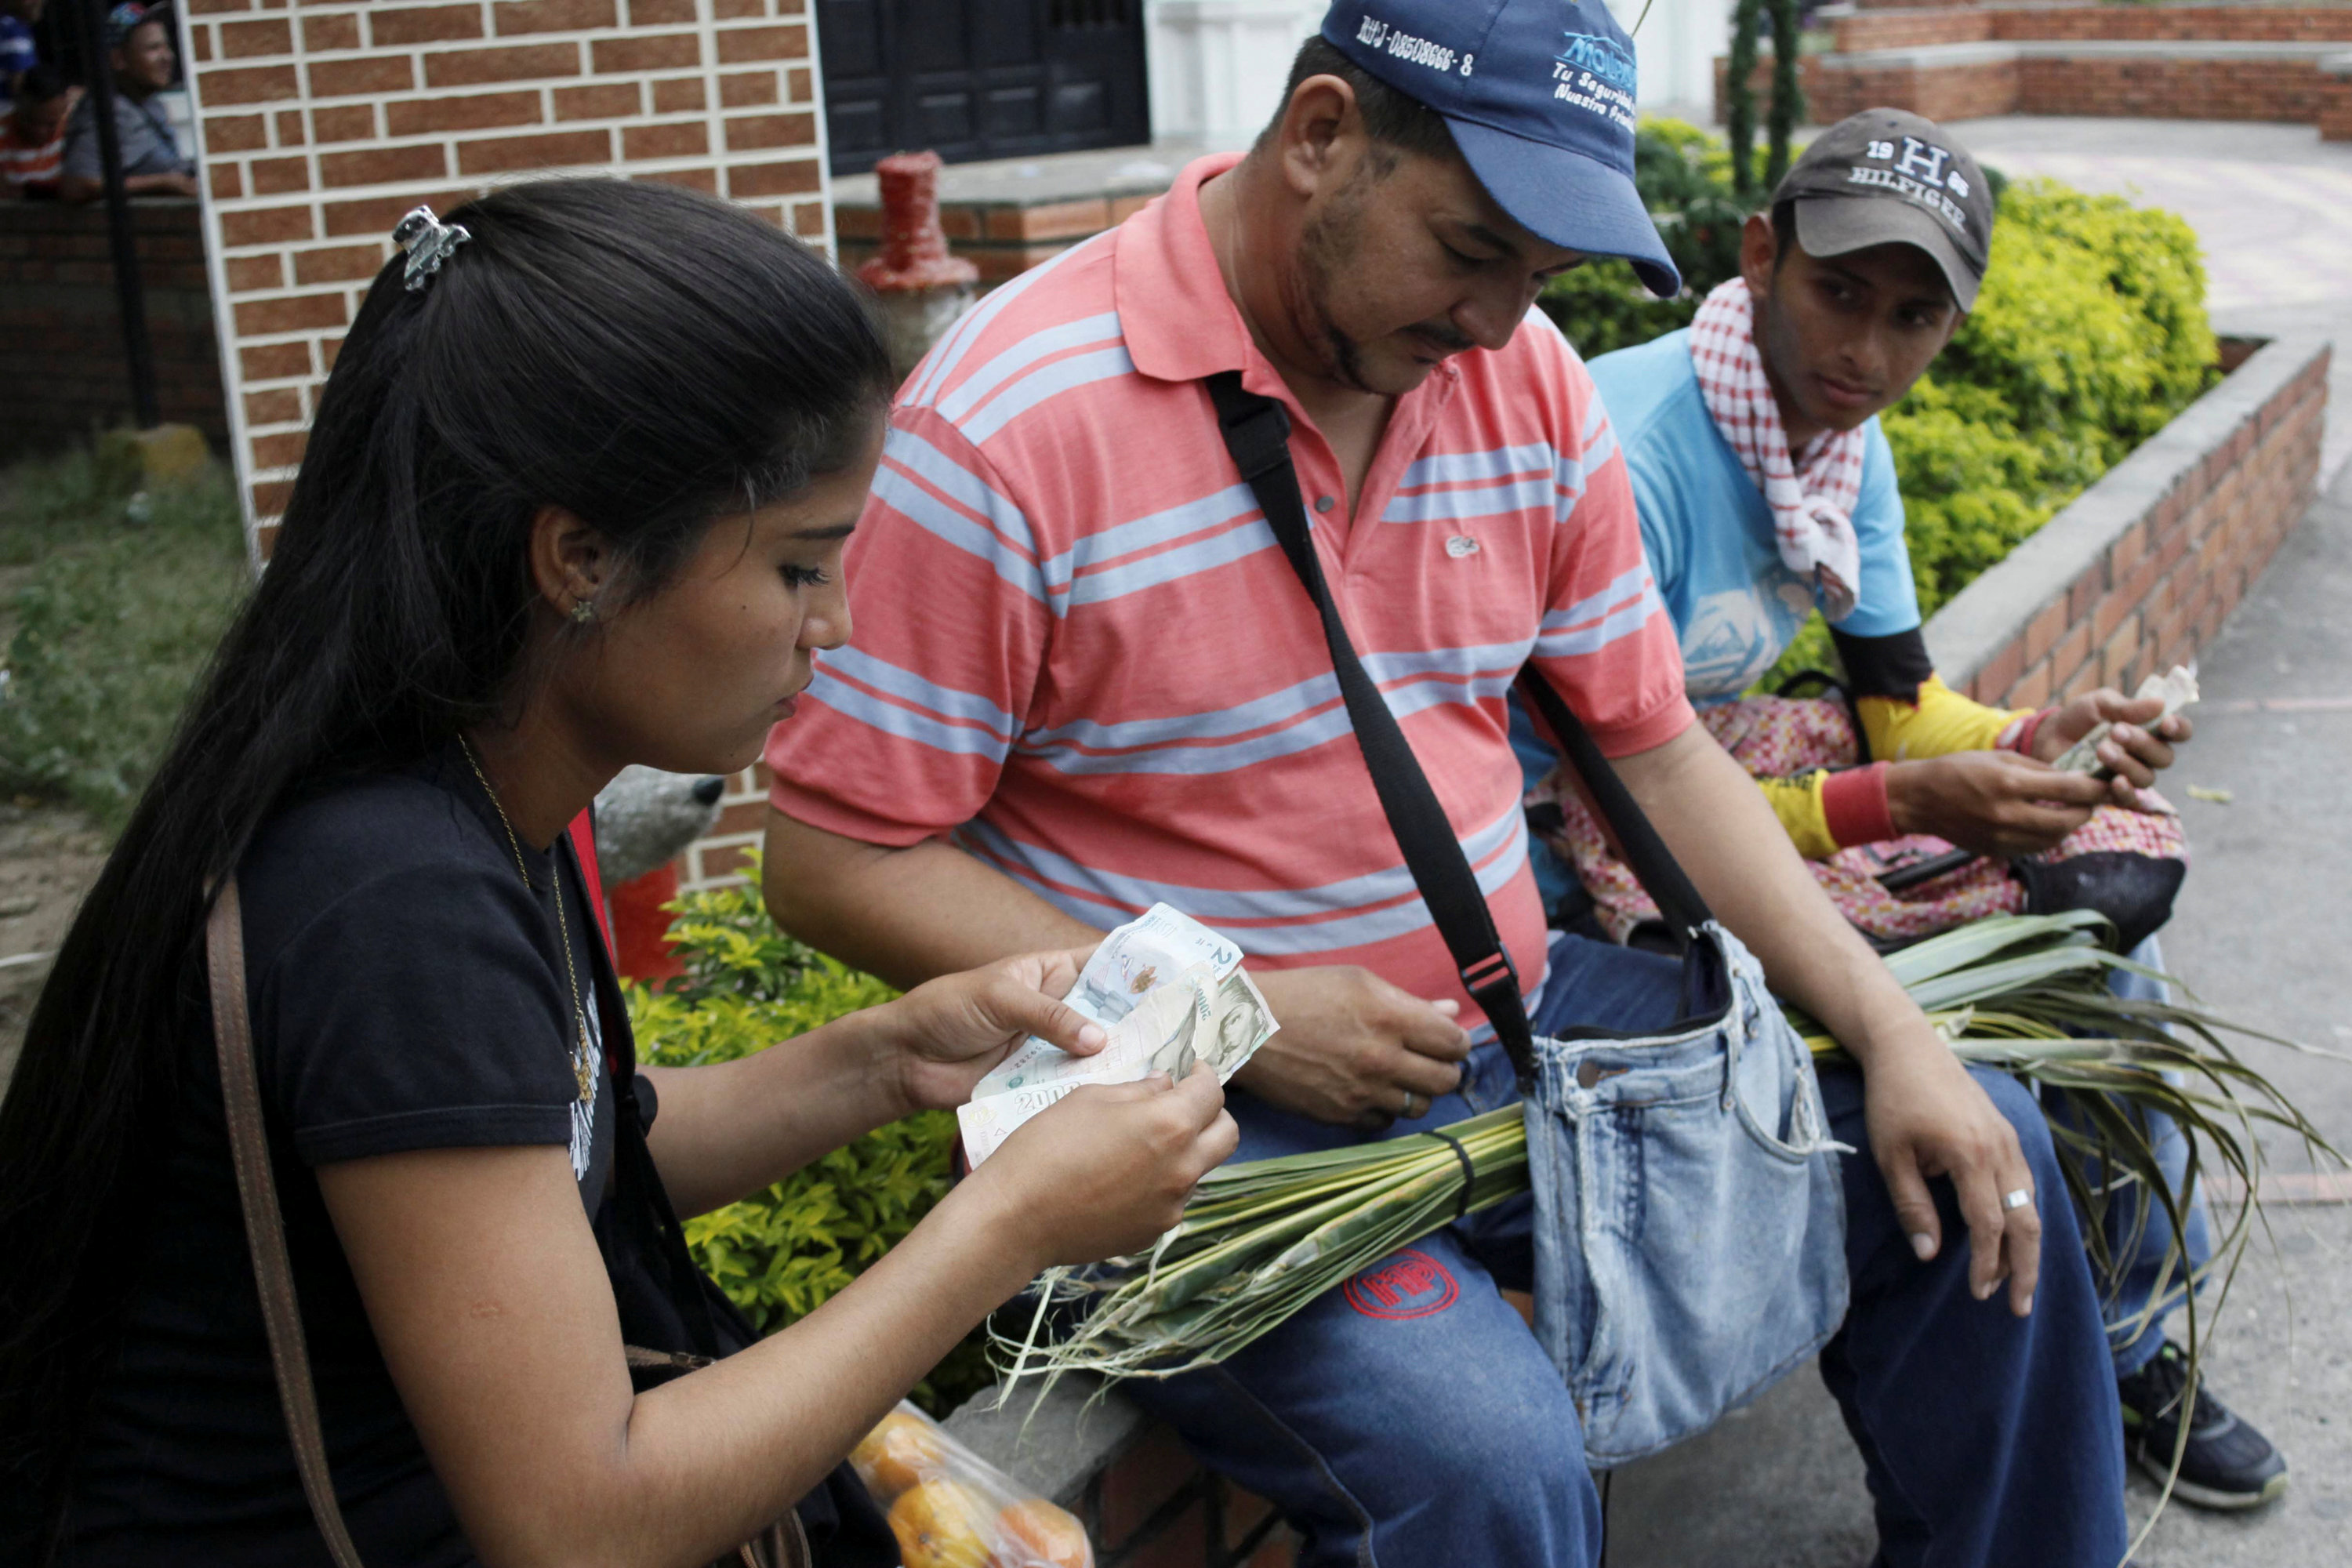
[765,4,2125,1562]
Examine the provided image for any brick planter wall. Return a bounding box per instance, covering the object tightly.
[1835,7,1997,53]
[2015,49,2338,121]
[1926,336,2331,708]
[1748,50,2024,125]
[1723,7,2352,136]
[172,0,832,553]
[1995,5,2352,44]
[0,200,228,461]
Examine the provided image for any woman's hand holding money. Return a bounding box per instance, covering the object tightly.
[880,946,1109,1115]
[1238,965,1471,1130]
[958,1068,1239,1270]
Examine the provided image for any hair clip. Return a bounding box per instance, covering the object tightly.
[391,205,471,292]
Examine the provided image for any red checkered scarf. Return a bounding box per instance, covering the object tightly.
[1688,278,1867,620]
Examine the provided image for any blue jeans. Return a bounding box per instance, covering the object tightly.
[1123,953,2127,1567]
[2075,935,2212,1378]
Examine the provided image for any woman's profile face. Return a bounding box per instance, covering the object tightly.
[569,417,884,779]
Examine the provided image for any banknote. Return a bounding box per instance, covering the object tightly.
[1197,968,1278,1080]
[1064,902,1243,1026]
[2051,665,2198,776]
[980,964,1221,1096]
[977,903,1243,1098]
[959,908,1278,1167]
[956,1082,1078,1168]
[956,968,1279,1167]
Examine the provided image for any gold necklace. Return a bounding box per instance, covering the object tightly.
[459,736,596,1105]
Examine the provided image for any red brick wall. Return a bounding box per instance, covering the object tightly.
[0,201,230,459]
[1955,347,2329,711]
[2321,68,2352,138]
[1716,54,2024,129]
[2016,53,2335,122]
[1066,1425,1299,1568]
[1755,7,2352,133]
[174,0,829,549]
[1833,8,1995,53]
[1804,56,2024,123]
[1992,6,2352,44]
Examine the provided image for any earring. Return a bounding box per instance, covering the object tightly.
[569,599,597,625]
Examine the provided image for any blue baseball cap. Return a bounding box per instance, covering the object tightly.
[1320,0,1679,297]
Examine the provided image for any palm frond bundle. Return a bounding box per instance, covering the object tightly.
[995,913,2341,1396]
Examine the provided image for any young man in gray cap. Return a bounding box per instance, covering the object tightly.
[1516,107,2282,1511]
[765,9,2130,1562]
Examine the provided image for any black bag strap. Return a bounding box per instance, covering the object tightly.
[1508,670,1713,942]
[1204,371,1717,1081]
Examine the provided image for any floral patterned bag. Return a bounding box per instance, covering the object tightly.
[1530,693,2187,949]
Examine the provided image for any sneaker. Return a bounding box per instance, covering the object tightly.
[2116,1341,2288,1510]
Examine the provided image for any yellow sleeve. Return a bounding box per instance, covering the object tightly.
[1757,771,1841,861]
[1857,673,2032,762]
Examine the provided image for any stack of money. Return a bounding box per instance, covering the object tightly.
[957,905,1277,1166]
[2051,665,2198,777]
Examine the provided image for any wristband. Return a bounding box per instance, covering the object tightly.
[1821,762,1897,849]
[2005,706,2056,757]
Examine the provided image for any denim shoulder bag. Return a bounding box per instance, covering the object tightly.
[1206,372,1849,1468]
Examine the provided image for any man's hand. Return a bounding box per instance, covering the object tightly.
[1885,750,2112,858]
[1238,965,1470,1128]
[2032,688,2190,803]
[1859,1031,2042,1316]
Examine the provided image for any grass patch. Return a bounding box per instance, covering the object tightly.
[0,445,251,835]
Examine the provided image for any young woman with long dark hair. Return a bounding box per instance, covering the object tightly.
[0,179,1235,1566]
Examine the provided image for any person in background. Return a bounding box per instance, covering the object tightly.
[0,0,42,117]
[1,62,67,197]
[59,2,193,205]
[1512,107,2282,1513]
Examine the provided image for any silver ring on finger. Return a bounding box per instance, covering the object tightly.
[2002,1188,2033,1212]
[1399,1089,1425,1120]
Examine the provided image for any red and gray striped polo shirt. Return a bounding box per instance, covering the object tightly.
[766,153,1693,1028]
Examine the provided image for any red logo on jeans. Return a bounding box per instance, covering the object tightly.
[1342,1248,1459,1320]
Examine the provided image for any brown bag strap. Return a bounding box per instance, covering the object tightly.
[206,876,370,1568]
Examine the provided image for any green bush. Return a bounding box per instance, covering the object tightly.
[0,451,250,833]
[625,859,993,1414]
[1537,124,2215,687]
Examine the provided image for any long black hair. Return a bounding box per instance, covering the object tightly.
[0,178,892,1532]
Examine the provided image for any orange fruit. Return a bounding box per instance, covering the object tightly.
[887,1479,997,1568]
[996,1497,1091,1568]
[851,1410,948,1501]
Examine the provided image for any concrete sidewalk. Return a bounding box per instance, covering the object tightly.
[1607,462,2352,1568]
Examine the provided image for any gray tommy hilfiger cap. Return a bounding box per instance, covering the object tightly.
[1773,108,1994,311]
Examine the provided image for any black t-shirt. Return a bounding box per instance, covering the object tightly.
[51,753,622,1565]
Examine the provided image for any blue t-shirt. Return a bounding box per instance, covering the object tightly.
[1512,328,1919,916]
[1588,328,1919,700]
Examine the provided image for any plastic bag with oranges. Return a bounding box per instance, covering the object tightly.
[851,1402,1093,1568]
